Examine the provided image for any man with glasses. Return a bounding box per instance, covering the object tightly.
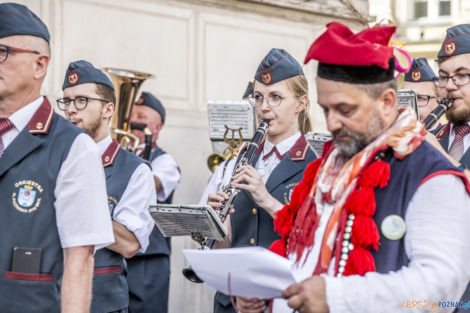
[402,58,442,130]
[435,24,470,172]
[60,60,155,313]
[0,3,114,313]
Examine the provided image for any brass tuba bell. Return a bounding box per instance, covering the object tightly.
[102,68,153,153]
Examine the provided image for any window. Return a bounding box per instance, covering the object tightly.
[439,0,451,16]
[411,0,451,21]
[414,1,428,19]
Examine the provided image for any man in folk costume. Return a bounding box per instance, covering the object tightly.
[265,22,470,313]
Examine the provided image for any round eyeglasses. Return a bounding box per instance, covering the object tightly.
[56,96,108,111]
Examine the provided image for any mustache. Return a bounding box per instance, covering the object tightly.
[332,128,354,139]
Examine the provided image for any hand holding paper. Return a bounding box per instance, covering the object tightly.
[182,246,300,299]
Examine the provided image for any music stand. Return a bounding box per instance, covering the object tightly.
[149,204,227,241]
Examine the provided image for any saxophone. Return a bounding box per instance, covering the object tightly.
[182,120,269,283]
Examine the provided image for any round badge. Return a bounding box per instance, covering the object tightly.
[381,215,406,240]
[444,40,457,56]
[261,72,273,85]
[68,72,79,85]
[411,69,422,82]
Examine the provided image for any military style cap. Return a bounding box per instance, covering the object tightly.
[135,92,166,124]
[255,48,304,85]
[438,24,470,58]
[404,58,436,82]
[62,60,114,91]
[0,3,50,43]
[242,82,253,99]
[305,22,396,84]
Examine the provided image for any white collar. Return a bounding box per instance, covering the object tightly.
[8,96,43,132]
[96,135,113,155]
[262,131,301,157]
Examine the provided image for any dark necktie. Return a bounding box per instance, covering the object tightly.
[449,124,470,161]
[262,146,284,160]
[0,118,13,157]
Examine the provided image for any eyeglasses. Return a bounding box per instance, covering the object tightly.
[0,44,40,64]
[433,74,470,88]
[56,96,109,111]
[249,94,295,107]
[417,94,439,107]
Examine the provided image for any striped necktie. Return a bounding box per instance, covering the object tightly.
[449,124,470,161]
[0,118,14,157]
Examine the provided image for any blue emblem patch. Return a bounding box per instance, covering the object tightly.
[17,187,36,208]
[12,180,43,213]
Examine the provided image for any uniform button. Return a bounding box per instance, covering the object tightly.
[250,238,255,245]
[252,208,257,215]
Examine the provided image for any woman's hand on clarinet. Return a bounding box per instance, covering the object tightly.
[231,165,283,217]
[236,296,267,313]
[207,191,235,214]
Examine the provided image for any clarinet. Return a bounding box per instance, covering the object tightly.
[182,120,269,283]
[423,97,452,130]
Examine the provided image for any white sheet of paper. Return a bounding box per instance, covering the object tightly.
[183,246,299,299]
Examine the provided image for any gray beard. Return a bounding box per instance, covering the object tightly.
[333,110,386,159]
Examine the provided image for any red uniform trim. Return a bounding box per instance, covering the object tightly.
[93,266,121,275]
[420,170,470,194]
[4,270,53,282]
[102,139,121,167]
[289,135,309,161]
[436,123,450,140]
[28,97,54,134]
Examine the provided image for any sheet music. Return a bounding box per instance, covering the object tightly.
[149,204,227,241]
[208,100,255,141]
[305,132,332,158]
[183,247,300,298]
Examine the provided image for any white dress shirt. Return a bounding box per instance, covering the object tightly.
[3,97,114,250]
[97,136,156,253]
[272,174,470,313]
[151,151,180,202]
[447,121,470,152]
[198,132,301,205]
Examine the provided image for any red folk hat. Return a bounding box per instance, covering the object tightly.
[305,22,397,84]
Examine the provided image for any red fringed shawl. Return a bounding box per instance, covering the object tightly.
[271,146,391,277]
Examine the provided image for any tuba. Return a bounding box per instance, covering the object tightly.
[102,68,153,156]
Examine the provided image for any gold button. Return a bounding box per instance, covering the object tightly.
[296,151,301,156]
[104,156,110,162]
[250,238,255,245]
[252,208,257,215]
[36,122,43,129]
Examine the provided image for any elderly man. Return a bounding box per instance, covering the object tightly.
[60,60,155,313]
[127,92,180,313]
[255,22,470,313]
[402,58,441,128]
[0,3,113,313]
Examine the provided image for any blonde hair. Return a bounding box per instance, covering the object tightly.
[285,75,312,134]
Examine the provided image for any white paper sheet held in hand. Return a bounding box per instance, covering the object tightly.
[182,246,299,299]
